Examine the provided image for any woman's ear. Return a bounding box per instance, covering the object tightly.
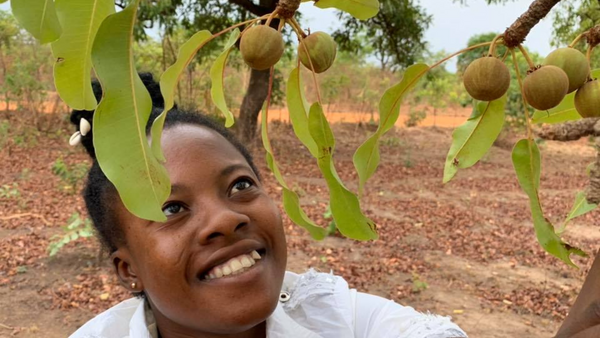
[111,249,143,292]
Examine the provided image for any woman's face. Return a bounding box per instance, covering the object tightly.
[112,124,287,337]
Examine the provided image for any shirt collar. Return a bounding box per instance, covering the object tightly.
[129,299,158,338]
[266,303,324,338]
[128,298,323,338]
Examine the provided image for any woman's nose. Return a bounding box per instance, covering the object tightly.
[195,201,251,244]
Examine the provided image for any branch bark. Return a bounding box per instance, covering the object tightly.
[537,118,600,205]
[586,25,600,48]
[503,0,563,48]
[537,118,600,141]
[277,0,301,18]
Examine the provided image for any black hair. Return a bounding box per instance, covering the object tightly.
[71,73,259,253]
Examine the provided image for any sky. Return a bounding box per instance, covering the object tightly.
[298,0,555,72]
[1,0,556,72]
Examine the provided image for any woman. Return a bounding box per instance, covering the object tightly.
[68,75,600,338]
[69,75,467,338]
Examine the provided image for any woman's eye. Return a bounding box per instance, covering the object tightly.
[231,178,254,194]
[162,203,184,216]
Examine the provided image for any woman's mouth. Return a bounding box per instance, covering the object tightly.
[201,250,263,280]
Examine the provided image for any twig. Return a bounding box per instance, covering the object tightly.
[0,323,13,330]
[429,42,494,71]
[212,14,270,40]
[0,213,51,226]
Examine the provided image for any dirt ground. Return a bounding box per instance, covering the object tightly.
[0,110,598,338]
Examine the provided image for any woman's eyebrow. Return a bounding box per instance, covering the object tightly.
[170,184,186,195]
[220,164,252,178]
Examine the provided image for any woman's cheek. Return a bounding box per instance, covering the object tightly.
[140,233,190,275]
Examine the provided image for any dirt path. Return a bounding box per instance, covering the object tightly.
[0,114,597,337]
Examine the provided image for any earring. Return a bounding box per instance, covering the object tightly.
[130,282,137,290]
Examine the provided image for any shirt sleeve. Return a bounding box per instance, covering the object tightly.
[353,292,467,338]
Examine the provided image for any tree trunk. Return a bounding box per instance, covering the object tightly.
[234,0,278,144]
[237,67,270,143]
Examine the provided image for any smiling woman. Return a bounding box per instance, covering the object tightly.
[67,75,467,338]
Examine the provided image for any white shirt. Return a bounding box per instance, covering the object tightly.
[70,269,467,338]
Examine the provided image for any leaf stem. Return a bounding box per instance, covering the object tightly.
[289,17,307,38]
[428,41,494,72]
[265,65,276,135]
[290,19,322,105]
[569,32,587,48]
[488,34,504,57]
[266,8,280,26]
[511,48,533,140]
[213,14,269,40]
[518,44,536,70]
[501,48,510,62]
[587,45,595,63]
[278,18,286,32]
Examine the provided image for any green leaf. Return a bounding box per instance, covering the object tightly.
[353,64,428,194]
[287,67,318,158]
[378,64,429,133]
[151,30,213,162]
[532,69,600,124]
[51,0,114,110]
[558,190,598,234]
[443,96,506,183]
[512,139,586,267]
[309,103,378,241]
[91,0,169,222]
[11,0,62,43]
[210,29,240,128]
[306,0,380,20]
[531,92,579,124]
[261,105,327,240]
[353,135,380,194]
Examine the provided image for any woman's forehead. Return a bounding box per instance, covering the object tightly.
[161,124,251,173]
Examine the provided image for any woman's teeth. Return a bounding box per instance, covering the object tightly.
[204,250,262,280]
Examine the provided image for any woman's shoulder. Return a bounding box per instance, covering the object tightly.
[280,269,467,338]
[69,298,145,338]
[69,270,467,338]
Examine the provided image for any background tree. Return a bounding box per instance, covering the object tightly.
[332,0,432,72]
[552,0,600,48]
[0,11,19,112]
[135,0,433,142]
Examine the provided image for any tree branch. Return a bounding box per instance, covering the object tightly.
[229,0,273,16]
[537,119,600,205]
[503,0,563,48]
[536,118,600,141]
